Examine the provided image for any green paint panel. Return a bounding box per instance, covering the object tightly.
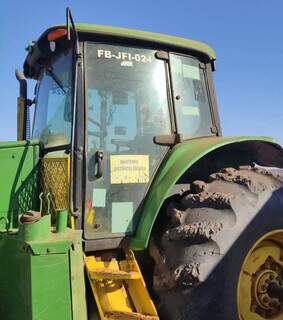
[69,233,88,320]
[31,254,72,320]
[0,140,39,229]
[0,227,87,320]
[0,234,31,318]
[130,136,279,250]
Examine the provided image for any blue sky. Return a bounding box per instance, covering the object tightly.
[0,1,282,144]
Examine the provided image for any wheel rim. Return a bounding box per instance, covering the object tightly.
[237,230,283,319]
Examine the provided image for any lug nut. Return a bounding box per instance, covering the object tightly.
[263,296,269,303]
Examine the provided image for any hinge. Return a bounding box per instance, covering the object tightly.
[76,50,83,60]
[211,126,218,134]
[199,62,206,70]
[155,50,169,61]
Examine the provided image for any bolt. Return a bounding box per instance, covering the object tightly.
[261,284,267,291]
[263,296,269,304]
[175,95,181,100]
[270,274,275,280]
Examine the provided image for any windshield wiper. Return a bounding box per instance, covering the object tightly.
[46,66,67,94]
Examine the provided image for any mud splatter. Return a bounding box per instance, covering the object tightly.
[163,222,223,243]
[180,191,232,210]
[153,263,200,291]
[209,166,283,194]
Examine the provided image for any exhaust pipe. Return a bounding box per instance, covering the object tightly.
[15,69,31,140]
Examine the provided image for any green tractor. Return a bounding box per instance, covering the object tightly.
[1,8,283,320]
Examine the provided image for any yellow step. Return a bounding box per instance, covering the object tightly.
[85,250,159,320]
[89,269,141,280]
[105,311,159,320]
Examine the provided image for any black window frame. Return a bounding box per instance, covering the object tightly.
[168,51,220,138]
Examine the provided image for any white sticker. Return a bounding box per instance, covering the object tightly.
[97,49,152,63]
[112,202,133,233]
[92,188,106,207]
[110,155,149,184]
[183,64,200,80]
[121,61,133,67]
[171,56,182,74]
[182,106,200,116]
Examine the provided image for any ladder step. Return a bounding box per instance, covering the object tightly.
[105,311,159,320]
[85,251,159,320]
[89,269,141,280]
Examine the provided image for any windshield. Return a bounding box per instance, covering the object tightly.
[170,54,213,137]
[85,43,171,238]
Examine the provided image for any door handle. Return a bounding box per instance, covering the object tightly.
[95,151,104,178]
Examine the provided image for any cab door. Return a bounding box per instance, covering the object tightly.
[84,42,171,240]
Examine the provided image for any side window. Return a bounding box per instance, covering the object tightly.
[170,54,213,138]
[33,50,73,146]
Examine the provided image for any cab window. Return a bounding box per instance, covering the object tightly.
[33,50,73,146]
[170,54,214,138]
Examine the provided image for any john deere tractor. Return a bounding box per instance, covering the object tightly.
[1,9,283,320]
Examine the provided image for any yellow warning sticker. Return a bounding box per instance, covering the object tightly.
[110,155,149,184]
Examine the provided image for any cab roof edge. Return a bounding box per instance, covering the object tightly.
[23,24,216,79]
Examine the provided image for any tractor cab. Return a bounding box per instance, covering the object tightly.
[3,8,283,320]
[22,20,220,249]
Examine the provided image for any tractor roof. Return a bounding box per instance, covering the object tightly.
[74,24,216,60]
[24,23,216,78]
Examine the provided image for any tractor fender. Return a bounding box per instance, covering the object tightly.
[130,136,282,250]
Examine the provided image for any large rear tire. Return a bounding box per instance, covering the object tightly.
[149,166,283,320]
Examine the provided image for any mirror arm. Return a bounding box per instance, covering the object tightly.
[66,7,80,57]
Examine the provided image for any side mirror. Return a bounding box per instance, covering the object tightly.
[15,70,32,140]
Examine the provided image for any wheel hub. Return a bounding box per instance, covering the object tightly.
[253,266,282,316]
[237,231,283,319]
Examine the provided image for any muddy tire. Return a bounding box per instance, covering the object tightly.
[149,166,283,320]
